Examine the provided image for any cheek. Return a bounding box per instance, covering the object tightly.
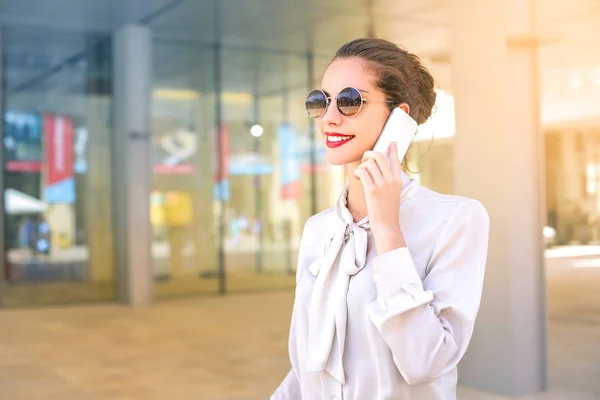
[316,119,324,134]
[354,114,386,145]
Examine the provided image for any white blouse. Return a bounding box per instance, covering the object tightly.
[271,172,490,400]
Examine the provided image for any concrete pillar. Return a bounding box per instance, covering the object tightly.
[451,0,547,396]
[112,25,153,306]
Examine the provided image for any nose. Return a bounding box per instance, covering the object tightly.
[321,97,343,126]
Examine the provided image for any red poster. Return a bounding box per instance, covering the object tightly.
[212,123,230,201]
[43,114,75,203]
[213,123,229,182]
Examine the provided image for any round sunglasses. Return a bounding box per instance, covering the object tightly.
[305,86,395,119]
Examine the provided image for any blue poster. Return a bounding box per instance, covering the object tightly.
[213,179,230,202]
[277,123,302,199]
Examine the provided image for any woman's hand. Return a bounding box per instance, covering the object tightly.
[354,142,406,254]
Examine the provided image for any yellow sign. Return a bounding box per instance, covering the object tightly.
[164,191,193,227]
[150,192,166,226]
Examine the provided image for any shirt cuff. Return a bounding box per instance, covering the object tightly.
[372,247,433,310]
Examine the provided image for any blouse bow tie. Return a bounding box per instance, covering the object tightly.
[306,188,370,385]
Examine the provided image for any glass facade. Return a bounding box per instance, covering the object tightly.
[0,18,353,305]
[2,28,115,306]
[149,41,219,299]
[0,0,598,306]
[149,42,319,298]
[146,40,352,299]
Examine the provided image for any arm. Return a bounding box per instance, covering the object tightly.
[270,368,301,400]
[368,199,490,386]
[271,217,319,399]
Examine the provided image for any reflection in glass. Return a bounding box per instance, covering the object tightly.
[2,32,114,306]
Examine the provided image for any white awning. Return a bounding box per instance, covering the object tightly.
[4,188,47,215]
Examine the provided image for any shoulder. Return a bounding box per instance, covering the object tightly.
[295,207,337,283]
[295,207,337,253]
[406,186,490,276]
[414,184,487,216]
[302,207,337,232]
[408,185,490,237]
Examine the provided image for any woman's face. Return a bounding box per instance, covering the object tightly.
[317,57,391,166]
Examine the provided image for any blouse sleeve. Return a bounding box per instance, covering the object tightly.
[270,368,302,400]
[367,199,490,386]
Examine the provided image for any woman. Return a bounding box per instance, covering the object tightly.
[271,38,490,400]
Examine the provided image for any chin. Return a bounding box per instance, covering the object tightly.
[325,148,360,166]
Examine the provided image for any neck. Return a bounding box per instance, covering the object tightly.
[346,162,368,223]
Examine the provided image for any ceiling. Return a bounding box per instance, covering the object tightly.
[0,0,448,95]
[1,0,600,125]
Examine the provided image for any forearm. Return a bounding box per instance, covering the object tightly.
[372,225,406,254]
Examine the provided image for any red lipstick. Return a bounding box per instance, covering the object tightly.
[325,132,355,148]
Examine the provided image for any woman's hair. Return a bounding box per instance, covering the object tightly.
[333,38,437,125]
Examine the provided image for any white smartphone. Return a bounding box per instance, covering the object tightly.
[372,108,417,164]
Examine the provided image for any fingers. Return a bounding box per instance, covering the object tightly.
[356,144,405,192]
[356,159,384,186]
[389,142,403,180]
[354,167,375,192]
[361,150,393,182]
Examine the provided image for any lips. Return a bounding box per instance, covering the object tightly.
[325,132,355,148]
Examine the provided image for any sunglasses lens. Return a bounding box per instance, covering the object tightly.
[337,87,362,116]
[305,90,327,118]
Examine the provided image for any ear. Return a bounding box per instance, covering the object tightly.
[398,103,410,115]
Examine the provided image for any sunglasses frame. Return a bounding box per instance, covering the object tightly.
[305,86,395,119]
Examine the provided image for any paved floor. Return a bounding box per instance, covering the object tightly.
[2,251,298,307]
[0,254,599,399]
